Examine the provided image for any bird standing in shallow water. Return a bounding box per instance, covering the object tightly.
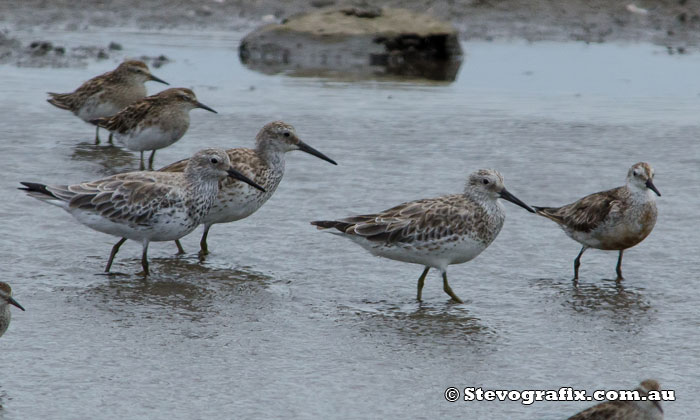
[47,60,168,144]
[91,88,217,170]
[567,379,664,420]
[159,121,337,255]
[20,149,265,276]
[0,282,25,338]
[534,162,659,282]
[311,169,534,303]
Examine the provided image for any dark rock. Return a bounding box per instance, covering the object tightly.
[108,41,123,50]
[239,7,462,81]
[140,54,170,68]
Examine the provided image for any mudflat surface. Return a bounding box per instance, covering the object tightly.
[2,0,700,49]
[0,2,698,420]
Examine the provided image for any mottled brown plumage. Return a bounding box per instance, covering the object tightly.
[91,88,217,169]
[315,194,498,246]
[47,60,168,143]
[159,121,337,255]
[567,380,664,420]
[0,282,24,338]
[312,169,534,303]
[535,163,659,281]
[20,149,264,275]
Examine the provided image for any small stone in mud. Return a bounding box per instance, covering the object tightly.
[97,49,108,59]
[311,0,335,7]
[195,6,213,16]
[341,6,382,19]
[108,42,122,50]
[141,54,170,68]
[29,41,54,56]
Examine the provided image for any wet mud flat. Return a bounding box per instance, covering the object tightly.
[0,1,699,420]
[0,29,699,418]
[2,0,700,51]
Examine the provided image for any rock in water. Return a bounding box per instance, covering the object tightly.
[239,7,462,81]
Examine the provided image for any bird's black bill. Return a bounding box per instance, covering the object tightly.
[227,168,266,192]
[8,297,25,311]
[195,101,217,114]
[149,74,169,85]
[500,188,535,213]
[646,179,661,196]
[297,140,337,165]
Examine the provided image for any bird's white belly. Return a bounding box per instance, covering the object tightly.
[70,207,198,242]
[77,98,122,122]
[117,126,183,152]
[202,188,270,225]
[351,235,488,270]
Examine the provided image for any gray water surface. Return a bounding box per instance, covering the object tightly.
[0,30,699,419]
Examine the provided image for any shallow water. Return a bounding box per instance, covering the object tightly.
[1,30,699,419]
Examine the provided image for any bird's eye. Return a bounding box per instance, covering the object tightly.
[283,132,290,137]
[633,170,639,176]
[482,179,489,185]
[210,158,219,164]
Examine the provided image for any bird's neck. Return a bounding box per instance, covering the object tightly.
[625,183,656,204]
[185,175,219,196]
[255,143,287,174]
[464,190,505,219]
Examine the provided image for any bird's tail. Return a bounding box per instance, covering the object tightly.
[46,93,72,110]
[19,182,59,201]
[89,116,110,128]
[532,206,564,224]
[310,220,353,233]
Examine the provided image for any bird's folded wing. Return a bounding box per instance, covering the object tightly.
[53,174,175,226]
[92,97,157,132]
[343,195,466,244]
[547,187,624,233]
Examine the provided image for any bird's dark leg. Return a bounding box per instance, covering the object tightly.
[616,250,624,281]
[574,246,587,282]
[442,271,464,303]
[108,132,113,144]
[105,238,127,272]
[141,241,150,276]
[148,150,156,170]
[95,126,101,145]
[416,266,430,302]
[199,224,211,256]
[139,151,145,170]
[174,240,185,255]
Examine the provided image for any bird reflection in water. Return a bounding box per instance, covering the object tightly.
[85,261,273,322]
[347,299,493,345]
[70,141,139,176]
[536,277,652,328]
